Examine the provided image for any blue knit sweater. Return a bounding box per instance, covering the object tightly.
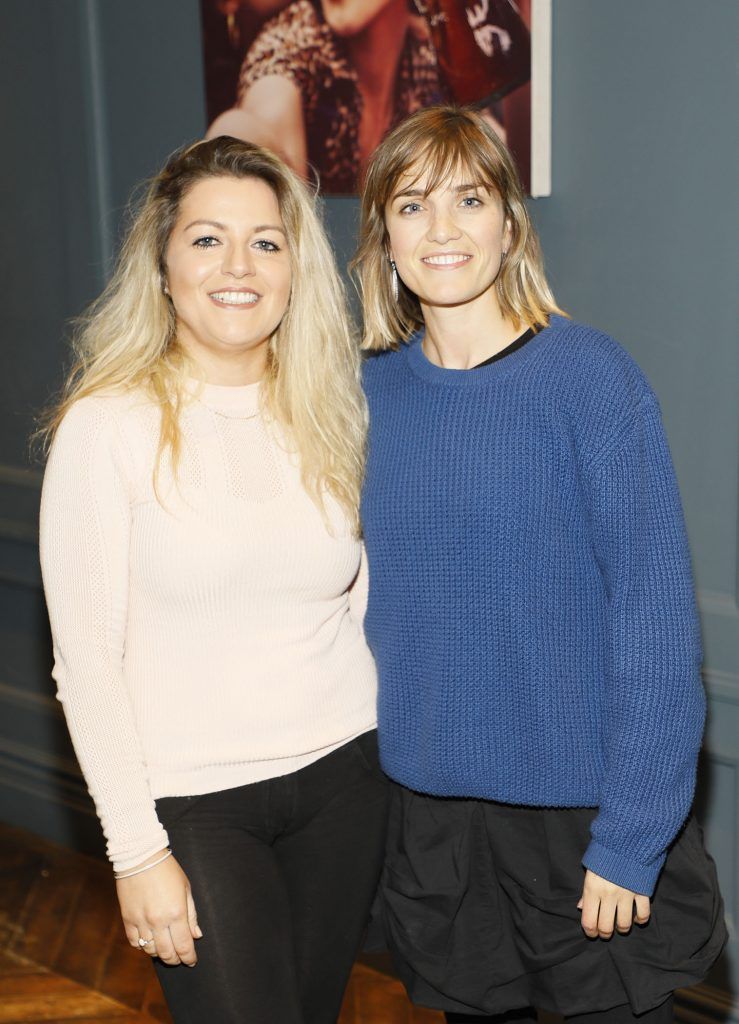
[361,316,705,896]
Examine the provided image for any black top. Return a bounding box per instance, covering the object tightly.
[473,326,536,368]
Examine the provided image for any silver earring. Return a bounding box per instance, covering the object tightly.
[390,259,399,301]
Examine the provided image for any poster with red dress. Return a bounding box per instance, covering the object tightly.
[200,0,551,196]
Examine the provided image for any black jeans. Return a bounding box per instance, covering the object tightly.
[153,731,388,1024]
[446,997,675,1023]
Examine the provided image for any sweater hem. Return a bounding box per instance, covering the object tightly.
[382,764,602,809]
[148,719,378,799]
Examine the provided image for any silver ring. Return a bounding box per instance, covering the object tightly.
[138,936,155,948]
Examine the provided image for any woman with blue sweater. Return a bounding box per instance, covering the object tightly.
[352,106,726,1024]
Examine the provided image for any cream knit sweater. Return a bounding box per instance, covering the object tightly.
[39,381,377,872]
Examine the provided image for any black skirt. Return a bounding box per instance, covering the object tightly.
[373,783,727,1017]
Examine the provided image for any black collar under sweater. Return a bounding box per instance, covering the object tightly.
[473,326,536,369]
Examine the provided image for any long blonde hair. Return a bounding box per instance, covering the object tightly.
[38,137,366,532]
[352,105,565,349]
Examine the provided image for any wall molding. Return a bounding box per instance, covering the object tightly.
[0,736,91,818]
[704,669,739,707]
[0,679,61,718]
[699,589,739,622]
[676,983,739,1024]
[0,736,82,781]
[0,554,43,590]
[0,567,42,590]
[0,518,38,545]
[0,465,43,490]
[0,463,42,550]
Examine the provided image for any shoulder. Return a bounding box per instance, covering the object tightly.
[240,1,331,89]
[53,393,123,442]
[49,391,153,466]
[361,346,409,396]
[541,317,662,468]
[544,316,655,406]
[543,316,659,422]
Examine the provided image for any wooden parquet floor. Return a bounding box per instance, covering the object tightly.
[0,949,156,1023]
[0,823,443,1023]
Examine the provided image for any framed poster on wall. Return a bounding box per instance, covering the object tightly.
[200,0,551,196]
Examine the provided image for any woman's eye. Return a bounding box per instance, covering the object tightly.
[399,202,422,215]
[254,239,280,252]
[461,196,482,208]
[193,236,219,248]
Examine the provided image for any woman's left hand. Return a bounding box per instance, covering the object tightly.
[577,869,651,939]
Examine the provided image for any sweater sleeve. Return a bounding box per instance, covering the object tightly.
[238,1,316,103]
[39,399,169,872]
[581,395,705,896]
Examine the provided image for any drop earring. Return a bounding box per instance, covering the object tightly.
[390,259,399,301]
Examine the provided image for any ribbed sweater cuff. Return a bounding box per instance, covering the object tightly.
[111,825,170,875]
[582,839,664,896]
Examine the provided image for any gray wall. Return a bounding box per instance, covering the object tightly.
[1,0,737,1016]
[0,0,209,856]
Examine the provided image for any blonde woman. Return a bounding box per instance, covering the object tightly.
[353,107,725,1024]
[38,137,387,1023]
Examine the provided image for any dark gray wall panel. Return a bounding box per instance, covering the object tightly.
[0,0,207,855]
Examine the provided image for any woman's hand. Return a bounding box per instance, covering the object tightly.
[117,849,202,966]
[577,869,650,939]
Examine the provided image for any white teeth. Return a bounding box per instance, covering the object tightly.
[422,254,471,266]
[210,291,259,305]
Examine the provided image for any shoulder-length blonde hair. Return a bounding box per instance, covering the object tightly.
[38,137,366,532]
[352,105,565,350]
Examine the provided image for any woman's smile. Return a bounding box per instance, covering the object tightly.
[208,288,261,308]
[420,252,473,269]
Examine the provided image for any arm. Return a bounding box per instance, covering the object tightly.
[582,395,705,898]
[206,76,308,180]
[40,400,199,964]
[40,400,168,870]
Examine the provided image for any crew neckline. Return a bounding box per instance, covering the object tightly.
[185,378,262,419]
[405,315,564,387]
[473,326,536,368]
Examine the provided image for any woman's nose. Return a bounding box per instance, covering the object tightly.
[222,245,255,277]
[426,211,461,245]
